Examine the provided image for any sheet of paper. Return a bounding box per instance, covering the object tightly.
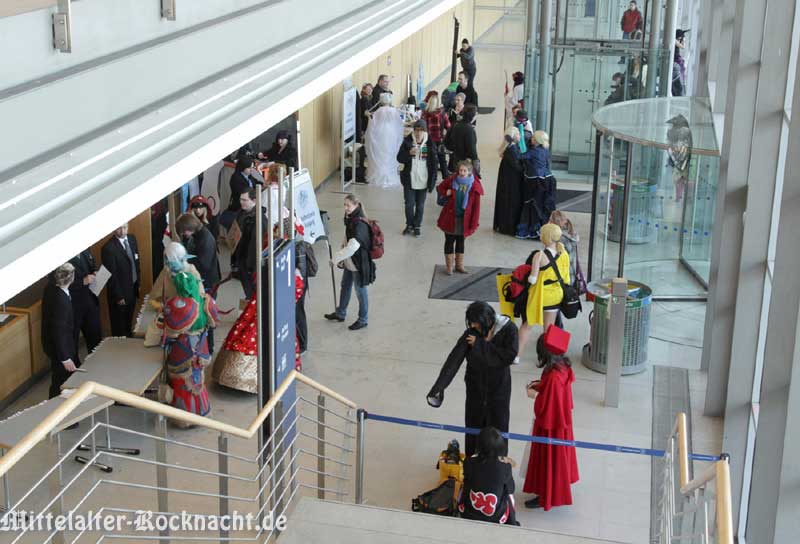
[89,265,112,297]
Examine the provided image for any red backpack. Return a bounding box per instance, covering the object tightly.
[357,218,384,260]
[503,264,532,304]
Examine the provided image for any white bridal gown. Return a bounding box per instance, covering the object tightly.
[364,106,405,188]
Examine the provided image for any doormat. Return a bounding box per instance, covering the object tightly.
[428,265,511,302]
[477,106,496,115]
[556,189,593,214]
[650,366,693,542]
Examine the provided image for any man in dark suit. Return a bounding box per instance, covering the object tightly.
[42,263,81,398]
[101,223,141,337]
[68,249,102,352]
[233,188,267,299]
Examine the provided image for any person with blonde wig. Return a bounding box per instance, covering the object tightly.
[516,223,571,362]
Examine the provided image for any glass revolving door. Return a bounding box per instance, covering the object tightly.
[589,97,719,299]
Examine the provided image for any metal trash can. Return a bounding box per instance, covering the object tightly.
[582,279,652,375]
[607,179,658,244]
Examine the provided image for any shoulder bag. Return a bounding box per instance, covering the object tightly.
[543,251,582,319]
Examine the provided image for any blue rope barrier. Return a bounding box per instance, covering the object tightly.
[365,412,721,462]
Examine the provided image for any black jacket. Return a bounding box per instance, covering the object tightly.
[449,120,479,164]
[68,249,99,306]
[41,282,78,363]
[185,226,221,289]
[356,94,372,141]
[263,144,297,171]
[370,85,393,110]
[228,172,257,211]
[428,317,518,401]
[458,456,516,524]
[344,206,376,287]
[458,46,477,73]
[460,84,479,108]
[234,207,268,278]
[101,235,141,305]
[397,134,438,192]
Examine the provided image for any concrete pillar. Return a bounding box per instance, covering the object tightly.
[692,0,714,96]
[523,0,539,117]
[645,0,662,97]
[660,0,679,96]
[745,52,800,542]
[715,0,795,533]
[536,0,551,130]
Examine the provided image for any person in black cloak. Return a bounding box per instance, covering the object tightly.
[258,130,298,171]
[493,126,524,236]
[426,301,518,457]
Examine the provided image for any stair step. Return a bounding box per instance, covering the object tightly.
[279,498,625,543]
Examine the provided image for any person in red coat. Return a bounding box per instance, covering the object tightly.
[437,160,484,275]
[522,332,579,510]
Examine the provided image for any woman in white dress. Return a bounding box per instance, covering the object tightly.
[364,93,405,187]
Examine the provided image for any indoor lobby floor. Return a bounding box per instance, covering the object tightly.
[0,46,722,544]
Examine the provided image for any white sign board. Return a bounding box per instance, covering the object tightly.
[292,169,324,244]
[343,86,357,142]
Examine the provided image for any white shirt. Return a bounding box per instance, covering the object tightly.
[60,286,71,298]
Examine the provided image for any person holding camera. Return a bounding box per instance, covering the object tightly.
[426,301,518,457]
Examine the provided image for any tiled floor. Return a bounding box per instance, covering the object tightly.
[0,47,723,544]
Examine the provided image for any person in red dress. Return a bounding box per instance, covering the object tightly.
[522,330,579,510]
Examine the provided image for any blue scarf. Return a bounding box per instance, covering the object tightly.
[517,123,527,153]
[452,174,474,210]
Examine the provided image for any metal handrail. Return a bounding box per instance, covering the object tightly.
[0,369,356,480]
[663,412,734,544]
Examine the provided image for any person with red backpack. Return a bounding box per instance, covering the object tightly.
[324,194,377,331]
[437,160,484,275]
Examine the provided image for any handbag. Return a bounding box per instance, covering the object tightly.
[543,250,582,319]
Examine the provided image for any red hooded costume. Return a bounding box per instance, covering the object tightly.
[436,173,484,238]
[523,364,579,510]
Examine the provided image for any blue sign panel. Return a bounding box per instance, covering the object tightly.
[271,240,296,446]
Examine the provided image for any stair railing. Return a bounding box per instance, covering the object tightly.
[0,369,359,543]
[658,412,733,544]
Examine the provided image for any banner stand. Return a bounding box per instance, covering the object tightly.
[341,79,358,190]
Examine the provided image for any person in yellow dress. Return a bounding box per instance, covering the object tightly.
[517,223,571,363]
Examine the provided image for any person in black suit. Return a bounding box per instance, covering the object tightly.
[233,188,267,299]
[227,157,258,213]
[101,223,141,337]
[68,249,102,353]
[42,263,81,398]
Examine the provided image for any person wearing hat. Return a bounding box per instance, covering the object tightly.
[188,195,220,241]
[148,241,204,312]
[456,38,477,86]
[426,301,518,457]
[397,119,438,236]
[521,327,578,510]
[257,130,297,171]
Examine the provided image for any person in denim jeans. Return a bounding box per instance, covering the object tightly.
[324,194,376,330]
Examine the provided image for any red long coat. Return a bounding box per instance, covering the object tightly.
[523,364,579,510]
[436,174,484,238]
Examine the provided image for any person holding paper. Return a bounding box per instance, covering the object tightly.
[68,249,102,352]
[42,263,81,398]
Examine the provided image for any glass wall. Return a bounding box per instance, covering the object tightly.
[589,97,719,298]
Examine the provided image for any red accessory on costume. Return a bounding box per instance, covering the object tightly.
[163,297,200,334]
[543,325,570,355]
[189,195,216,218]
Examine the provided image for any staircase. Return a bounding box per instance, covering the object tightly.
[280,497,624,543]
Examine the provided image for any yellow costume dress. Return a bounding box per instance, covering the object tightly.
[525,251,571,326]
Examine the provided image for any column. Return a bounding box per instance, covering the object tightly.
[718,0,795,533]
[745,51,800,542]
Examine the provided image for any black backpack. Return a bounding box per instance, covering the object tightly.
[543,250,582,319]
[411,479,457,516]
[295,241,318,278]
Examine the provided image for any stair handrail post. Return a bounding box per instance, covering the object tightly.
[355,409,366,504]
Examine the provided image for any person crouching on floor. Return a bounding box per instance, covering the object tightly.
[436,160,483,275]
[427,301,518,457]
[458,426,520,525]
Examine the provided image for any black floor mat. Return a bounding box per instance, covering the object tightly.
[556,189,593,214]
[428,265,511,302]
[477,106,496,114]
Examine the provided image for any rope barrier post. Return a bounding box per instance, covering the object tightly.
[155,414,169,544]
[317,394,326,499]
[604,278,627,407]
[218,433,229,542]
[355,409,366,504]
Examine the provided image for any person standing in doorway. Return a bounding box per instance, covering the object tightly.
[397,119,437,236]
[102,223,141,337]
[324,194,375,331]
[42,263,81,398]
[68,248,102,353]
[456,38,477,86]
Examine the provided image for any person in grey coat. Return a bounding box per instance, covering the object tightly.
[457,38,477,85]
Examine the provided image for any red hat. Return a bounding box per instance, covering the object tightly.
[163,296,200,334]
[188,195,216,217]
[543,325,570,355]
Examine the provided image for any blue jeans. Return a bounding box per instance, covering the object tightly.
[336,269,368,324]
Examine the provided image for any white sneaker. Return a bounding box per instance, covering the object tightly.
[512,356,520,365]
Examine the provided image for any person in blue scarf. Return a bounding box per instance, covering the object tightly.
[437,160,485,274]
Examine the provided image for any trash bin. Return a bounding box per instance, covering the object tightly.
[581,279,652,375]
[607,179,658,244]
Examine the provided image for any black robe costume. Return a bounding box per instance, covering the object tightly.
[427,316,518,456]
[493,143,524,235]
[458,456,518,525]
